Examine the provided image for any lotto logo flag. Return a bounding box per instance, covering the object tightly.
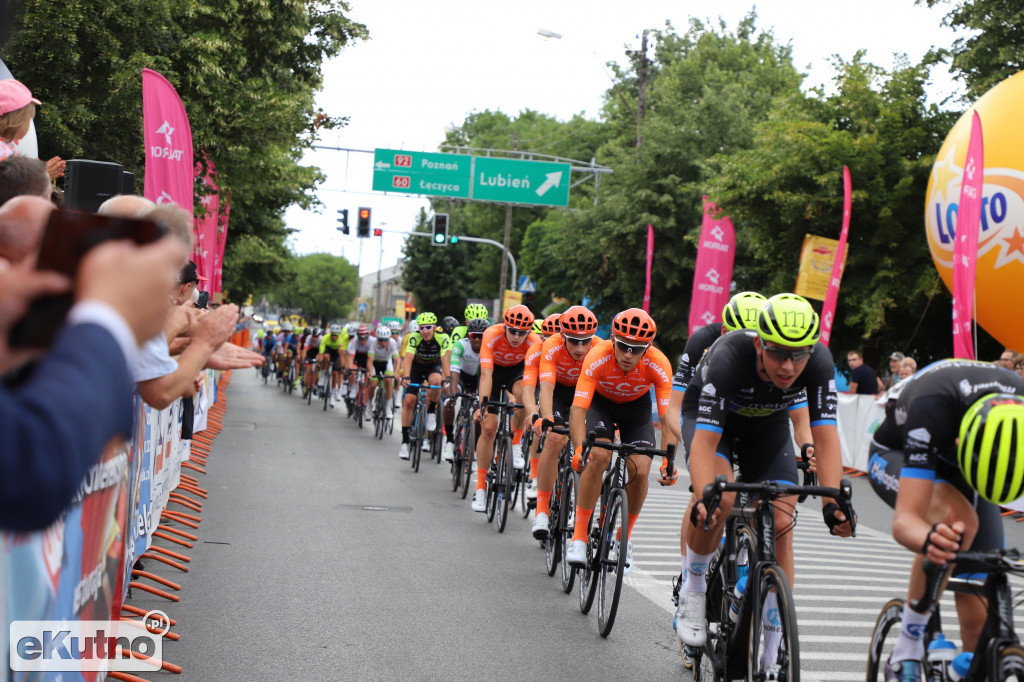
[688,197,735,335]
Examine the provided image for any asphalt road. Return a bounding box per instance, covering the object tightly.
[128,372,1024,681]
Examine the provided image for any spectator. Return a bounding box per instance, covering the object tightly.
[0,79,65,178]
[899,356,917,380]
[997,348,1015,369]
[1013,353,1024,380]
[0,155,51,204]
[882,351,904,390]
[0,225,184,531]
[847,350,882,395]
[0,195,52,263]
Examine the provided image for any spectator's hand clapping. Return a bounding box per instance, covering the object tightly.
[0,257,71,373]
[191,303,239,351]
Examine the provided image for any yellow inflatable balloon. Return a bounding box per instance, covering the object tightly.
[926,69,1024,353]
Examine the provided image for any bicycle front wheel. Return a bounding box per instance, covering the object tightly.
[559,471,577,593]
[865,598,904,681]
[748,564,799,682]
[597,488,628,637]
[995,643,1024,681]
[496,438,512,533]
[578,508,598,614]
[545,475,562,577]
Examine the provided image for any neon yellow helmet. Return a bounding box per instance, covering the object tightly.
[416,312,438,326]
[958,393,1024,505]
[532,319,544,334]
[757,294,820,348]
[722,291,767,332]
[465,303,489,321]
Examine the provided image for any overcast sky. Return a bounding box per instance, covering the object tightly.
[284,0,964,277]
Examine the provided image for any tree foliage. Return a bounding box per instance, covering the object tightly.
[400,209,475,317]
[4,0,367,298]
[266,252,358,325]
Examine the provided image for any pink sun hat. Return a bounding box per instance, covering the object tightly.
[0,79,42,116]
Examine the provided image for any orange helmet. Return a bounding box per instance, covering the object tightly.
[541,314,561,336]
[503,304,535,331]
[560,306,598,336]
[611,308,657,343]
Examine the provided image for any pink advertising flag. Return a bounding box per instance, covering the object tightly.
[193,156,219,286]
[213,200,230,294]
[643,224,654,312]
[142,68,194,216]
[952,111,984,360]
[688,197,736,334]
[819,166,853,347]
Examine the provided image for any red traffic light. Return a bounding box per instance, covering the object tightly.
[373,228,382,237]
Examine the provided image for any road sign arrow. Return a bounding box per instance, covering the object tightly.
[535,171,563,197]
[374,160,391,170]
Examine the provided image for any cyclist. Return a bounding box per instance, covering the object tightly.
[444,317,489,461]
[347,325,375,419]
[388,320,405,408]
[260,324,277,377]
[318,324,346,408]
[398,313,451,460]
[530,305,600,540]
[368,325,400,421]
[470,304,540,513]
[440,315,460,338]
[278,322,298,383]
[399,319,418,362]
[451,303,490,345]
[301,326,322,393]
[869,360,1024,681]
[566,308,675,574]
[522,313,562,502]
[675,294,854,659]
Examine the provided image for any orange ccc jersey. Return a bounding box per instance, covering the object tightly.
[572,339,672,410]
[538,332,604,388]
[522,339,545,388]
[479,324,542,370]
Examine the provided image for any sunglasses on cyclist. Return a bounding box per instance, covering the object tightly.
[507,328,529,337]
[419,325,435,331]
[468,333,484,340]
[564,335,594,346]
[762,344,814,363]
[614,339,649,355]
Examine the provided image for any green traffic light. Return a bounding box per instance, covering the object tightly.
[449,235,459,244]
[433,233,445,243]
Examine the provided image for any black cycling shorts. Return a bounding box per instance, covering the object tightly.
[585,392,656,448]
[372,360,390,377]
[406,361,443,396]
[549,383,576,425]
[458,374,479,394]
[867,443,1004,578]
[681,410,798,485]
[486,362,524,413]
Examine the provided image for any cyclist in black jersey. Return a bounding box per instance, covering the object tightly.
[676,294,855,654]
[398,312,451,460]
[869,360,1024,681]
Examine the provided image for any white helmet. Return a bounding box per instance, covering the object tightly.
[387,320,403,332]
[346,322,359,335]
[376,325,391,340]
[329,323,342,334]
[407,320,419,334]
[281,322,293,332]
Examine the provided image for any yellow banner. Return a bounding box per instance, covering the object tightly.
[795,234,847,302]
[502,290,522,314]
[395,301,406,320]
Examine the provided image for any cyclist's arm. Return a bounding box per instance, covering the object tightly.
[522,378,538,420]
[477,367,493,409]
[569,405,588,453]
[789,405,813,465]
[664,390,683,448]
[401,350,413,382]
[538,381,554,422]
[810,423,853,536]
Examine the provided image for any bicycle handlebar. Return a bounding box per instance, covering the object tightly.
[537,419,570,451]
[406,382,443,390]
[480,398,524,411]
[696,473,856,536]
[910,548,1023,613]
[580,429,676,478]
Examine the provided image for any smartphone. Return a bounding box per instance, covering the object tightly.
[9,210,168,348]
[196,290,210,309]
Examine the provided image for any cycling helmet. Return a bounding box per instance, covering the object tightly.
[465,303,489,321]
[357,325,369,338]
[757,294,820,347]
[467,318,490,335]
[407,320,419,333]
[959,393,1024,505]
[281,322,293,332]
[312,327,321,336]
[375,325,391,340]
[442,316,460,334]
[532,319,544,334]
[503,304,534,331]
[560,306,598,336]
[388,320,403,333]
[722,291,768,332]
[328,323,341,334]
[541,314,561,336]
[611,308,657,343]
[416,312,438,326]
[346,322,359,335]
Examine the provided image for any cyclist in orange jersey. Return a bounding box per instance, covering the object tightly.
[522,313,562,502]
[566,308,677,574]
[529,306,602,540]
[470,304,541,513]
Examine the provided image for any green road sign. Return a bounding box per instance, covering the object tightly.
[372,148,572,207]
[472,157,570,207]
[372,148,471,199]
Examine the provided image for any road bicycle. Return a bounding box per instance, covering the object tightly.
[406,381,442,473]
[514,424,535,518]
[301,359,316,403]
[371,371,392,440]
[428,393,446,465]
[537,422,576,593]
[689,470,855,681]
[449,392,478,497]
[866,548,1024,681]
[482,398,524,534]
[576,432,676,637]
[349,367,369,429]
[282,356,297,395]
[262,354,276,384]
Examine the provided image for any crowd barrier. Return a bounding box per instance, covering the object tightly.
[2,370,227,681]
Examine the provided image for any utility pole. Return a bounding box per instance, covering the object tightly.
[498,132,518,297]
[635,29,649,148]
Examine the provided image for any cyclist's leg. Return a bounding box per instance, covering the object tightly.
[475,407,499,492]
[402,363,427,436]
[426,367,443,427]
[616,397,659,539]
[571,396,616,545]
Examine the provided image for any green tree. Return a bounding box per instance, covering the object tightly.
[5,0,367,299]
[268,252,358,325]
[925,0,1024,99]
[400,209,474,317]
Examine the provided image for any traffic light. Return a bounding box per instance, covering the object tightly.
[357,207,371,238]
[337,209,349,235]
[449,234,459,244]
[432,213,449,246]
[373,228,382,237]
